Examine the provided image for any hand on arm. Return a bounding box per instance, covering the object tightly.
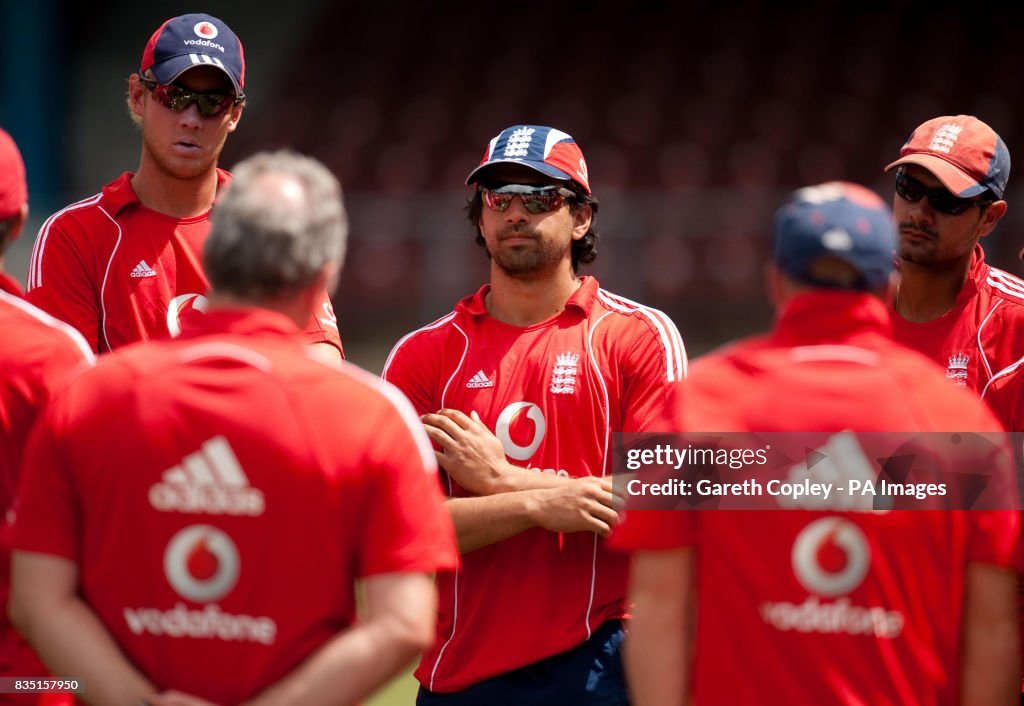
[242,573,436,706]
[960,563,1020,705]
[422,409,622,553]
[626,549,695,706]
[9,552,158,706]
[422,408,534,495]
[449,475,620,554]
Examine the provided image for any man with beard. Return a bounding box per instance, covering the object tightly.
[885,115,1022,414]
[383,125,686,705]
[24,13,342,360]
[615,181,1020,706]
[883,115,1024,700]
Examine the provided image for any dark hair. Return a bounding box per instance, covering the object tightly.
[0,215,18,255]
[466,180,600,271]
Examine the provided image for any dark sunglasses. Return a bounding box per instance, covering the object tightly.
[895,170,992,216]
[481,184,575,214]
[139,77,243,118]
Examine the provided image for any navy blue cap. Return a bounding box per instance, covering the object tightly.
[774,182,896,291]
[140,14,245,97]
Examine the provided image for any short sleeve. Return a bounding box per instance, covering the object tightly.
[967,510,1021,571]
[356,389,458,577]
[26,218,101,354]
[8,404,81,562]
[382,333,438,417]
[619,311,687,433]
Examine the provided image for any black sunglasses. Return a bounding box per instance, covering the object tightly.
[139,77,244,118]
[895,169,992,216]
[481,184,575,214]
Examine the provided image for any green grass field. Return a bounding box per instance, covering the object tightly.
[366,667,418,706]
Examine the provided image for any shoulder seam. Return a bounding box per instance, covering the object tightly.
[0,290,96,363]
[382,311,457,378]
[596,289,687,381]
[28,192,104,290]
[334,364,438,472]
[985,269,1024,304]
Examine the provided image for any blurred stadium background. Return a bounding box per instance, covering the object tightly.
[5,1,1024,369]
[2,0,1024,701]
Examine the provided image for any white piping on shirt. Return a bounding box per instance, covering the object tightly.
[381,311,456,378]
[0,289,95,363]
[28,192,103,289]
[96,206,123,353]
[596,289,687,381]
[427,319,469,691]
[582,310,615,640]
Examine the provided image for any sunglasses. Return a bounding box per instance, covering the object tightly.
[139,77,243,118]
[481,184,575,214]
[895,170,992,216]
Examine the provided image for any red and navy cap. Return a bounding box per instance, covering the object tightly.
[885,115,1010,199]
[466,125,592,194]
[774,182,896,291]
[0,128,27,223]
[140,14,245,98]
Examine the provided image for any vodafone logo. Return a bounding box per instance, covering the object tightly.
[167,293,209,337]
[495,402,546,461]
[194,21,219,39]
[164,525,239,602]
[791,518,870,597]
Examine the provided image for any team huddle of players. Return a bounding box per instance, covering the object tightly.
[1,10,1022,706]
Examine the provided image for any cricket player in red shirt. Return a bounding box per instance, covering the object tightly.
[885,115,1023,420]
[613,182,1020,705]
[9,151,458,706]
[885,115,1024,696]
[24,13,343,361]
[0,128,29,297]
[0,129,93,706]
[384,125,686,704]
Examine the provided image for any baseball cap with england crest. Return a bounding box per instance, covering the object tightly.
[466,125,592,194]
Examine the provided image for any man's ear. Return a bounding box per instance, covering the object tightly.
[977,200,1008,239]
[571,203,592,241]
[226,103,244,134]
[127,73,147,119]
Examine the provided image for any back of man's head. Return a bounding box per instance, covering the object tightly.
[0,128,28,252]
[205,151,348,302]
[772,181,896,294]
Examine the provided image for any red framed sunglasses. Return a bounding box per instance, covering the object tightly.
[481,184,576,214]
[139,76,244,118]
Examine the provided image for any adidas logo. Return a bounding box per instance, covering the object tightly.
[130,260,157,278]
[466,370,494,389]
[149,436,265,516]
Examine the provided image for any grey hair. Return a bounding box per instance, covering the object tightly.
[204,150,348,300]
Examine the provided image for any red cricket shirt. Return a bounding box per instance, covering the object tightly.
[892,244,1024,431]
[0,291,93,701]
[10,308,456,704]
[613,291,1019,706]
[384,276,686,692]
[25,172,343,356]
